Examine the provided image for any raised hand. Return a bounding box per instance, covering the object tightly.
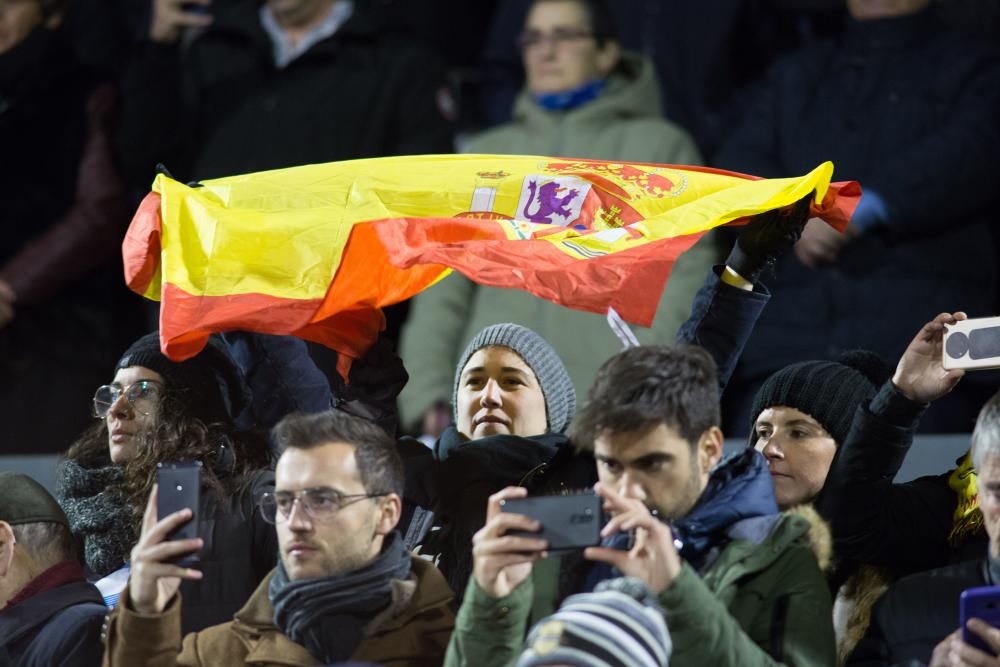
[128,485,203,615]
[893,312,967,404]
[727,193,813,283]
[471,486,547,599]
[583,483,681,594]
[150,0,213,43]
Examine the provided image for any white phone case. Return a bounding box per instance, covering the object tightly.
[943,316,1000,370]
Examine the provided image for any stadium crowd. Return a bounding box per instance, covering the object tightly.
[2,0,1000,665]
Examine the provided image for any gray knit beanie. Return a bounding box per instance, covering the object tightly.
[453,323,576,434]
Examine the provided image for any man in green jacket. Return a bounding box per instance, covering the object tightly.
[398,0,717,436]
[446,345,835,666]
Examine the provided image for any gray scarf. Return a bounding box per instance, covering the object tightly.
[268,531,411,663]
[56,458,134,577]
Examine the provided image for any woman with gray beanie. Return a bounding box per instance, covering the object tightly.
[402,323,596,605]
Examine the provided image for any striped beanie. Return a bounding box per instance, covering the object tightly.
[517,578,671,667]
[453,323,576,434]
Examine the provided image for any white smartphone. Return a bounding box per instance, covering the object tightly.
[943,316,1000,371]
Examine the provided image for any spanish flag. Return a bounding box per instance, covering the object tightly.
[123,155,858,372]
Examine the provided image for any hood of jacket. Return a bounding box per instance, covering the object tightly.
[674,448,779,566]
[508,51,663,128]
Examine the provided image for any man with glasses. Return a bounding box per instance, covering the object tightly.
[103,408,455,666]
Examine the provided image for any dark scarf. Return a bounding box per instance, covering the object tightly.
[268,531,411,664]
[6,561,85,608]
[55,458,135,577]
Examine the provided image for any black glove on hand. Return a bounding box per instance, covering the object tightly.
[725,193,813,284]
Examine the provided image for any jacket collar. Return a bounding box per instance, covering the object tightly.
[0,580,104,646]
[231,556,452,661]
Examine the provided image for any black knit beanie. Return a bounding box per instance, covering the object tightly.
[453,323,576,434]
[115,333,250,424]
[749,350,892,446]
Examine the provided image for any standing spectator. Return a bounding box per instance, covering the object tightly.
[716,0,1000,434]
[57,332,276,633]
[398,0,718,437]
[0,472,105,666]
[0,0,136,455]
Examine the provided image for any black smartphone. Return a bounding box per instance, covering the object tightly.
[500,494,602,551]
[156,461,202,567]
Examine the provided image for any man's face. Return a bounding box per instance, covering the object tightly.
[754,406,837,510]
[521,0,618,95]
[105,366,164,465]
[455,346,548,440]
[594,423,716,521]
[0,0,44,55]
[979,455,1000,559]
[274,443,389,581]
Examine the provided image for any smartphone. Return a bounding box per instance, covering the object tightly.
[944,316,1000,371]
[960,586,1000,656]
[156,461,202,567]
[500,494,602,551]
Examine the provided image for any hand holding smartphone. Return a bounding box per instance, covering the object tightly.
[960,586,1000,656]
[156,461,202,567]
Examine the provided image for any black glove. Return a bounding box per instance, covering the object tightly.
[725,193,812,284]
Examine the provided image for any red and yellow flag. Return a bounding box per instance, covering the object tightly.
[123,154,859,370]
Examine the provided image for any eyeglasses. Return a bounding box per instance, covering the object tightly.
[257,487,389,525]
[518,27,595,51]
[92,380,164,418]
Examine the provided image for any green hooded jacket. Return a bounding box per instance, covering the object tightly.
[397,53,718,430]
[444,509,836,667]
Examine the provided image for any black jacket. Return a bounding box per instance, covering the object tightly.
[118,0,452,186]
[817,381,987,589]
[847,558,989,666]
[0,580,105,667]
[716,9,1000,429]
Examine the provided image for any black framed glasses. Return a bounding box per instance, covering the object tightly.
[92,380,164,418]
[257,487,389,525]
[518,27,595,50]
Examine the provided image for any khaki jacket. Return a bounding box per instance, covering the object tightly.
[104,556,454,667]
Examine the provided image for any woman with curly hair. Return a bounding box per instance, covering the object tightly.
[56,332,277,633]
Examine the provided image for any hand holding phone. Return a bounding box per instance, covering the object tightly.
[129,471,204,615]
[500,493,602,551]
[961,586,1000,657]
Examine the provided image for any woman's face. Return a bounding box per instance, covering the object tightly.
[104,366,164,464]
[455,346,548,440]
[753,406,837,510]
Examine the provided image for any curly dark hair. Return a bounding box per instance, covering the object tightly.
[65,388,272,538]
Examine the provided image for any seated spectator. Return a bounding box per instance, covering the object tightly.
[446,345,836,666]
[56,332,275,633]
[517,578,671,667]
[104,409,455,666]
[0,472,105,666]
[402,197,813,606]
[716,0,1000,435]
[844,390,1000,666]
[0,0,136,456]
[398,0,718,438]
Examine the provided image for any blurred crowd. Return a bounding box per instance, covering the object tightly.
[3,0,1000,665]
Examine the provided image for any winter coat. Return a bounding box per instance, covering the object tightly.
[397,53,717,430]
[444,450,836,667]
[118,0,452,186]
[0,580,105,667]
[817,381,987,588]
[102,556,455,667]
[846,558,988,666]
[716,9,1000,433]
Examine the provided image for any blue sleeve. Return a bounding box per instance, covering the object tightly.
[675,266,770,394]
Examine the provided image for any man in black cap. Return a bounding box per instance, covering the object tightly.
[0,472,105,666]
